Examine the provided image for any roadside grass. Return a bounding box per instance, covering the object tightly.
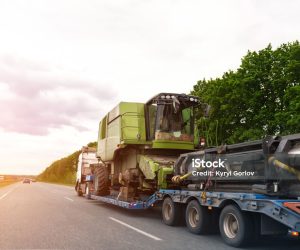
[0,181,18,188]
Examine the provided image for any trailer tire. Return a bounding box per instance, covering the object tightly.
[219,205,253,247]
[185,200,210,234]
[93,164,109,196]
[162,197,182,226]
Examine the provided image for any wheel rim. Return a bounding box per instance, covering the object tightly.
[164,203,172,221]
[188,207,199,228]
[223,213,239,239]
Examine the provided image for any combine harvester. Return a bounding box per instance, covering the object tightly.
[75,93,300,247]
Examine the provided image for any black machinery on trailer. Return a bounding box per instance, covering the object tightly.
[157,133,300,247]
[172,133,300,198]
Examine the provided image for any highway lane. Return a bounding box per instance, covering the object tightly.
[0,182,299,250]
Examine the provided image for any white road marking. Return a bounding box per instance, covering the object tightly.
[0,184,20,200]
[64,197,74,202]
[0,192,9,200]
[109,217,162,241]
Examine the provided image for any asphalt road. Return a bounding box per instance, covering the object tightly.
[0,182,299,250]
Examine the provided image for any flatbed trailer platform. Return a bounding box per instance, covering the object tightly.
[89,194,158,209]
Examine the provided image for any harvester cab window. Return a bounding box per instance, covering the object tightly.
[145,94,199,142]
[159,104,182,132]
[154,104,194,142]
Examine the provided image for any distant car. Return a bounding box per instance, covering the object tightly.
[23,179,30,184]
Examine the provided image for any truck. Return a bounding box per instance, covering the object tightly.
[75,146,99,197]
[75,93,300,247]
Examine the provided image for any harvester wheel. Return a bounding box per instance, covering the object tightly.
[93,164,109,196]
[219,204,253,247]
[185,200,210,234]
[162,197,182,226]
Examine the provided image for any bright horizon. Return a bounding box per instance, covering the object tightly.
[0,0,299,175]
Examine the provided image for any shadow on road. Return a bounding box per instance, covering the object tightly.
[88,200,300,249]
[90,200,162,219]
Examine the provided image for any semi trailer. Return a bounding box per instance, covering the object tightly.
[75,93,300,247]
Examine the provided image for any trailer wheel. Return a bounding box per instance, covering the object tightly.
[185,200,210,234]
[94,164,109,196]
[162,197,182,226]
[219,205,253,247]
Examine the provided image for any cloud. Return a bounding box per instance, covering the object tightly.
[0,0,299,175]
[0,54,117,135]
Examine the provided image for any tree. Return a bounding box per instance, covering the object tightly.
[192,41,300,145]
[37,149,82,184]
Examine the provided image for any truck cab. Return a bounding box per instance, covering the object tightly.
[75,146,98,196]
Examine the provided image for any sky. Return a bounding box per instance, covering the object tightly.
[0,0,299,175]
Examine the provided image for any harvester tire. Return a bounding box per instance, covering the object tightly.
[93,164,109,196]
[162,197,182,226]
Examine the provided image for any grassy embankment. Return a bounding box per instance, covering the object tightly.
[0,181,18,188]
[37,142,96,185]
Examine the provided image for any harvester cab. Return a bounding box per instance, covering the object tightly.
[145,93,201,149]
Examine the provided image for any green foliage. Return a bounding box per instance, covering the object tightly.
[87,141,97,147]
[192,41,300,146]
[37,142,96,184]
[37,150,80,184]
